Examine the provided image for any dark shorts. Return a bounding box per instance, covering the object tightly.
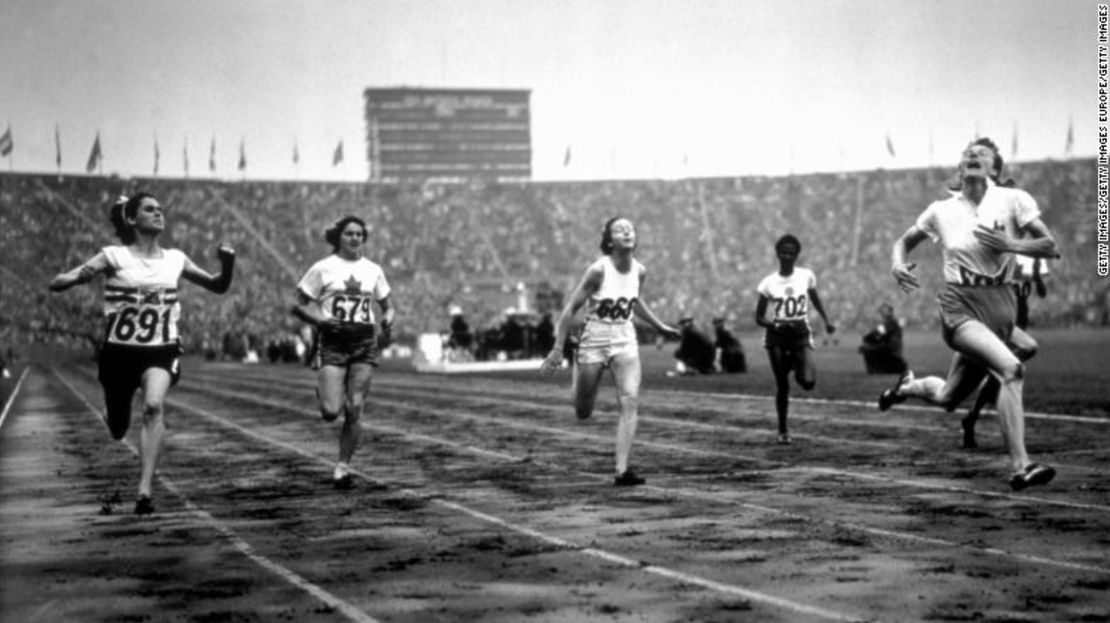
[764,321,812,350]
[315,323,380,369]
[98,342,182,390]
[937,283,1016,348]
[97,342,181,439]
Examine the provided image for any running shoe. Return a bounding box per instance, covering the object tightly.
[1009,463,1056,491]
[777,433,792,445]
[333,474,354,490]
[614,470,646,487]
[878,370,913,412]
[134,495,154,515]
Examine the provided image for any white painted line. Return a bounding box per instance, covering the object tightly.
[0,367,30,432]
[161,395,861,622]
[176,381,1110,577]
[189,374,1110,512]
[51,369,383,623]
[437,501,860,622]
[364,372,1108,424]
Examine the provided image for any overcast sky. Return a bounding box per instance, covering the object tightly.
[0,0,1096,182]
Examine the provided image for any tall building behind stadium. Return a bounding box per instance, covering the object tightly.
[364,87,531,183]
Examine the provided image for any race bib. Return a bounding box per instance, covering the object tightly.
[330,294,374,324]
[105,304,176,345]
[770,293,808,322]
[594,297,637,321]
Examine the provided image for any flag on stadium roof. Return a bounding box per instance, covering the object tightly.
[238,138,247,171]
[563,145,571,167]
[1011,122,1018,160]
[85,132,101,173]
[183,136,190,177]
[209,136,217,172]
[333,140,344,166]
[154,134,160,176]
[293,141,299,165]
[1064,117,1074,156]
[884,132,896,158]
[54,124,61,169]
[0,124,12,157]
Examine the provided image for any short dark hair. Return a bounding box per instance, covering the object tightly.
[599,216,633,255]
[324,215,369,252]
[109,191,156,244]
[774,234,801,254]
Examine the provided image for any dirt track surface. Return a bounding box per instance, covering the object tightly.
[2,360,1109,622]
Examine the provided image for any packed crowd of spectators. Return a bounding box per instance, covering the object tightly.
[1,157,1102,359]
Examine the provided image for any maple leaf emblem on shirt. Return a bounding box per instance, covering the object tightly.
[343,275,362,293]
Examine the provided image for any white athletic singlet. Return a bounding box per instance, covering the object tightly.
[916,181,1040,286]
[584,256,643,325]
[101,245,186,347]
[756,267,817,328]
[296,255,391,325]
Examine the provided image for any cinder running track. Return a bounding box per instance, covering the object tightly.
[2,360,1108,622]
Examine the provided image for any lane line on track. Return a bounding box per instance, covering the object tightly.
[51,369,383,623]
[0,366,30,432]
[373,373,1110,425]
[175,379,1110,576]
[189,373,1110,511]
[156,388,863,621]
[216,370,1109,463]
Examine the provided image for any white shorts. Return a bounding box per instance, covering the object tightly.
[577,321,638,366]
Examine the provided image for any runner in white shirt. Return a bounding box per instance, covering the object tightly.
[754,234,835,445]
[540,217,680,486]
[292,215,394,490]
[49,192,235,514]
[955,138,1048,449]
[879,141,1061,491]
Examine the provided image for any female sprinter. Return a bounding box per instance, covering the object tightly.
[49,192,235,514]
[540,216,680,486]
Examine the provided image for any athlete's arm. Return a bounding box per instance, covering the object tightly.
[182,244,235,293]
[891,225,929,293]
[291,289,331,329]
[48,251,110,292]
[807,287,836,334]
[631,272,679,340]
[974,218,1060,260]
[375,294,395,346]
[540,264,602,375]
[377,294,395,329]
[754,295,772,329]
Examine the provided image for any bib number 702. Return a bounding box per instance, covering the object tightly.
[772,294,808,320]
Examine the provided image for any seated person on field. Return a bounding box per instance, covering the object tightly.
[713,316,747,373]
[673,316,717,375]
[858,303,908,374]
[445,305,475,361]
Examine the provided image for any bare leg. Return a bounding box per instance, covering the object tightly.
[137,368,172,501]
[339,363,374,467]
[963,327,1037,448]
[609,352,642,476]
[897,352,987,411]
[573,361,605,420]
[947,322,1035,475]
[317,365,346,421]
[767,346,792,439]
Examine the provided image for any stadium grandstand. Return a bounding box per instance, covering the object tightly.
[0,158,1103,360]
